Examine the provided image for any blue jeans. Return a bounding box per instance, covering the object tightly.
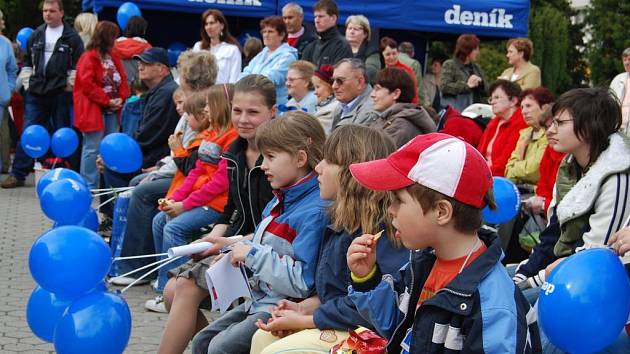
[80,112,119,189]
[100,167,139,218]
[11,91,72,180]
[191,302,271,354]
[152,206,220,292]
[117,176,173,276]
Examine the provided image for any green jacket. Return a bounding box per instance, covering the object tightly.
[505,127,548,185]
[440,58,487,111]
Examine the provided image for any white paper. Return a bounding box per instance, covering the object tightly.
[168,242,213,258]
[205,253,252,314]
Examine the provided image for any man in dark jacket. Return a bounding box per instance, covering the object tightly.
[133,47,179,169]
[2,0,83,188]
[99,47,179,220]
[282,3,317,59]
[301,0,353,68]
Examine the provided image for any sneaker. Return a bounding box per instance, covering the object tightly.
[1,175,25,188]
[145,295,167,313]
[109,276,150,286]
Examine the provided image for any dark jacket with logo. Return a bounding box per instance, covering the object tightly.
[301,26,353,67]
[349,230,541,353]
[25,22,84,96]
[135,74,179,168]
[294,27,318,59]
[218,138,274,237]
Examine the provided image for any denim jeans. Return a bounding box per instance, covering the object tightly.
[100,167,139,218]
[191,302,271,354]
[80,112,119,189]
[117,176,173,276]
[152,206,220,292]
[11,91,72,180]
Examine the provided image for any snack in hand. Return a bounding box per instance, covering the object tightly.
[372,230,384,242]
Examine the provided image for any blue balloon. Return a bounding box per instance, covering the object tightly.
[37,168,87,197]
[21,124,50,158]
[167,42,187,67]
[54,208,99,232]
[26,286,72,342]
[538,249,630,353]
[100,133,142,173]
[40,179,92,224]
[16,27,33,51]
[54,291,131,354]
[482,177,520,224]
[29,226,112,300]
[51,127,79,158]
[117,2,142,31]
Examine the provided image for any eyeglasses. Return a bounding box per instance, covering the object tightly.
[548,117,573,129]
[332,77,349,85]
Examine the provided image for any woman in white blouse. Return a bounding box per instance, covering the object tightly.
[192,9,241,84]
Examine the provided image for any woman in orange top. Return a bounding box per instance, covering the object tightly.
[151,84,238,298]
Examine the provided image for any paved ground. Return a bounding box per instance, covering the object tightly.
[0,172,209,353]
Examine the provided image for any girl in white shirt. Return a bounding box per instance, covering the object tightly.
[192,9,241,84]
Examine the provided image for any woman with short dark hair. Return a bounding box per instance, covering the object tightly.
[239,16,298,105]
[440,34,488,111]
[74,21,130,189]
[368,67,435,147]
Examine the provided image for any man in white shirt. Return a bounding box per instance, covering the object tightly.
[2,0,84,188]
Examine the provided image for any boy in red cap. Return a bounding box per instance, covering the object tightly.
[346,133,541,353]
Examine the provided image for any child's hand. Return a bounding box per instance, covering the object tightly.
[96,155,105,173]
[230,242,253,266]
[255,314,312,336]
[347,234,378,278]
[163,201,184,217]
[168,132,183,151]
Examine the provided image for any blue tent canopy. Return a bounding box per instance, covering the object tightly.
[82,0,529,38]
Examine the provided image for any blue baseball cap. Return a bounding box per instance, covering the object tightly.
[133,47,169,67]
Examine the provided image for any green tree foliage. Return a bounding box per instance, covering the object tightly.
[585,0,630,86]
[529,4,571,94]
[477,42,507,87]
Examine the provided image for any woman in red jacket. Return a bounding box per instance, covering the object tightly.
[74,21,130,189]
[477,79,527,176]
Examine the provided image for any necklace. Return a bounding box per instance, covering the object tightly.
[458,237,481,274]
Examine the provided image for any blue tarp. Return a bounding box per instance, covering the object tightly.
[83,0,529,38]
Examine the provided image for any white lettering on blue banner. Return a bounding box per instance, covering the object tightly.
[188,0,263,6]
[444,5,513,29]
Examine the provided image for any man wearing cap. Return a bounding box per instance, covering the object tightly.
[2,0,83,188]
[133,47,179,169]
[345,133,541,353]
[99,48,178,219]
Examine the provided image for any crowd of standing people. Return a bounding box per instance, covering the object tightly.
[2,0,630,353]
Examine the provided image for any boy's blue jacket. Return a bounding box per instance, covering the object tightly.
[348,229,542,353]
[244,172,328,313]
[313,227,408,330]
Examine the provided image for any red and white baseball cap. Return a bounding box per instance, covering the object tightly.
[349,133,492,208]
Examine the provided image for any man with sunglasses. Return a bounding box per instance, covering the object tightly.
[330,58,376,130]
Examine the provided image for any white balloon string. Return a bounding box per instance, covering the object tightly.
[109,257,171,281]
[119,256,183,294]
[113,253,168,261]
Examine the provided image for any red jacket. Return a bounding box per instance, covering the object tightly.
[73,49,130,133]
[440,106,484,147]
[112,37,152,60]
[477,109,527,177]
[536,146,566,211]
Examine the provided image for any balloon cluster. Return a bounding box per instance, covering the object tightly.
[27,170,132,352]
[21,125,79,159]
